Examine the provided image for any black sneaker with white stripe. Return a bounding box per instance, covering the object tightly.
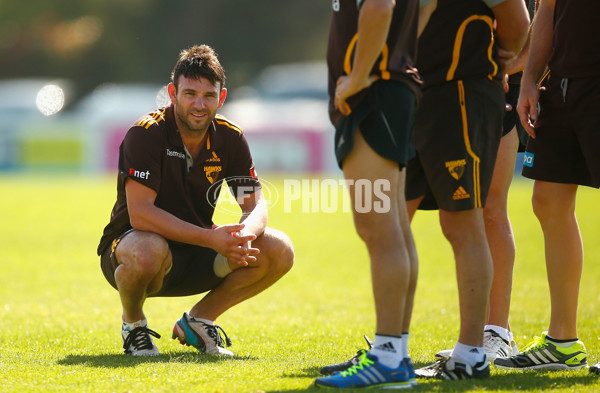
[415,356,490,380]
[590,362,600,375]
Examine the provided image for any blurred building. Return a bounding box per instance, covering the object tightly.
[0,62,337,174]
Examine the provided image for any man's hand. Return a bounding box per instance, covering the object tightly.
[335,74,379,116]
[517,81,543,138]
[211,223,259,266]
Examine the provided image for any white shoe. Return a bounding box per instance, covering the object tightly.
[172,312,234,356]
[483,329,513,361]
[122,323,160,356]
[434,330,518,362]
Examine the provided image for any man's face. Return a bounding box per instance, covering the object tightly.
[168,75,226,134]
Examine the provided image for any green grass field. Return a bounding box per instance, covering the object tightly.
[0,173,599,392]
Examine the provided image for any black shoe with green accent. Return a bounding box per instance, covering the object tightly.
[494,332,587,371]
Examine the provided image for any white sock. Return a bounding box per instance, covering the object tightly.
[485,324,510,342]
[188,313,213,325]
[122,319,147,331]
[546,334,578,347]
[370,334,403,368]
[401,333,410,359]
[451,341,486,366]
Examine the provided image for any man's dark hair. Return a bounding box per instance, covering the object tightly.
[171,45,226,90]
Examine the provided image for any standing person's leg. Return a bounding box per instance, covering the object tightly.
[439,208,493,350]
[315,128,414,389]
[484,129,518,329]
[483,128,519,357]
[531,181,581,340]
[343,129,410,342]
[415,77,503,380]
[495,180,587,370]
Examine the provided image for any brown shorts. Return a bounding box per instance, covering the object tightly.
[522,74,600,188]
[100,229,223,297]
[406,77,505,211]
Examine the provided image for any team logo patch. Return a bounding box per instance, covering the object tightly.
[523,152,534,168]
[452,186,470,200]
[204,165,222,184]
[445,159,466,180]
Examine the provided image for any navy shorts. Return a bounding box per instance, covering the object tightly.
[334,80,417,169]
[522,74,600,188]
[503,82,529,152]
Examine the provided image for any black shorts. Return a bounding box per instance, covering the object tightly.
[504,83,529,152]
[100,230,223,297]
[406,77,505,211]
[522,74,600,188]
[334,80,417,169]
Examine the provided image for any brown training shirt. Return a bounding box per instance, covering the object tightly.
[326,0,422,126]
[549,0,600,78]
[97,104,260,255]
[417,0,503,89]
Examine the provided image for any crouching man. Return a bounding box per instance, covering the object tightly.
[97,44,294,356]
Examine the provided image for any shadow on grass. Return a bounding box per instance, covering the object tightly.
[57,350,258,368]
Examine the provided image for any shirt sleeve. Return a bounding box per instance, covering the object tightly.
[225,133,261,199]
[119,125,163,193]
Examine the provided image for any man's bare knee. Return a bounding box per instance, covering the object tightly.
[258,228,294,275]
[116,232,170,283]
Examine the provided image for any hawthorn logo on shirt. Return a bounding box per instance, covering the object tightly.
[445,159,467,180]
[204,165,222,184]
[129,168,150,180]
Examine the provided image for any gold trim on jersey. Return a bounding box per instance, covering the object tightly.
[215,114,243,134]
[446,15,497,82]
[457,80,482,208]
[343,33,390,80]
[136,109,166,129]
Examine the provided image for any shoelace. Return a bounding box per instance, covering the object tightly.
[123,326,161,352]
[522,336,546,353]
[204,323,233,347]
[341,352,375,376]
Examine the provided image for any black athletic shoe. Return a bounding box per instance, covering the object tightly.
[415,356,490,380]
[319,335,373,375]
[590,362,600,375]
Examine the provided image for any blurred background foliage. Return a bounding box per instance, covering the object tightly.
[0,0,332,101]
